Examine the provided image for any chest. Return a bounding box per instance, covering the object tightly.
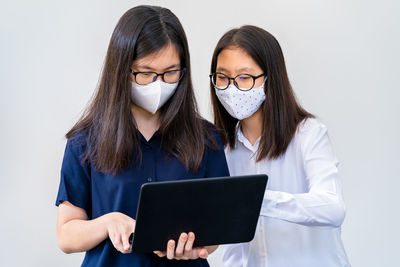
[88,146,206,218]
[226,142,308,193]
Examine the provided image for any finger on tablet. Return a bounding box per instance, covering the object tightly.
[184,232,195,254]
[175,233,187,257]
[166,240,175,260]
[154,250,166,257]
[198,248,208,259]
[121,232,130,252]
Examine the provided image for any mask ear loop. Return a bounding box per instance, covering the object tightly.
[240,75,269,92]
[261,76,268,91]
[247,76,268,92]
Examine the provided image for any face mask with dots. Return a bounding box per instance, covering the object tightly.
[215,80,266,120]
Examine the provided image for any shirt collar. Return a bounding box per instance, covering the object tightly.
[139,130,160,146]
[236,125,261,153]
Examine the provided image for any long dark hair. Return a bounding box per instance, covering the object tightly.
[67,5,216,174]
[210,25,313,161]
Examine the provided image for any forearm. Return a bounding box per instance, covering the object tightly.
[58,214,109,253]
[206,245,218,254]
[261,190,345,227]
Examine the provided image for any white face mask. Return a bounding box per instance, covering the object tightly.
[131,80,178,114]
[215,80,266,120]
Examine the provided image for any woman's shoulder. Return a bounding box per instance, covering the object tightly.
[200,119,224,147]
[65,131,89,156]
[200,118,217,134]
[297,117,327,134]
[294,117,334,155]
[61,131,92,172]
[294,117,330,147]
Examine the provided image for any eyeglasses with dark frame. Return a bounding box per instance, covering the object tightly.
[130,68,186,85]
[209,72,266,91]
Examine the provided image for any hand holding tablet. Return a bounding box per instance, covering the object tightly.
[154,232,211,260]
[130,174,268,254]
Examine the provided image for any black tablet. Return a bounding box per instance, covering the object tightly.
[130,174,268,253]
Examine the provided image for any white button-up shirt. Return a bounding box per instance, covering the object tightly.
[222,118,351,267]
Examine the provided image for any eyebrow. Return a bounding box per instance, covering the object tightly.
[134,63,181,71]
[216,66,256,73]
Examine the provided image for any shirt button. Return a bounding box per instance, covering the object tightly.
[147,177,153,182]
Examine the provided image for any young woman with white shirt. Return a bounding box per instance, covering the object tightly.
[209,25,351,267]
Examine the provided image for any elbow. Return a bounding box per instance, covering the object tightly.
[331,210,345,228]
[57,231,80,254]
[57,228,71,253]
[327,198,346,227]
[61,248,73,254]
[307,195,346,228]
[58,239,73,254]
[58,238,84,254]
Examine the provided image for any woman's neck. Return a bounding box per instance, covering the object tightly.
[131,104,160,141]
[240,108,263,146]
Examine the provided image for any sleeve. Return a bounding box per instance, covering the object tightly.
[204,129,230,178]
[260,123,346,227]
[55,137,92,217]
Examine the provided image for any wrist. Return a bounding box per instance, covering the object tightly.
[206,245,218,254]
[98,212,114,237]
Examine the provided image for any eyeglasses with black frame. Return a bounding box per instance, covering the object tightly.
[209,72,265,91]
[130,68,186,85]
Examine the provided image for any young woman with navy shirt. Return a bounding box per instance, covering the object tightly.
[55,5,229,266]
[209,26,351,267]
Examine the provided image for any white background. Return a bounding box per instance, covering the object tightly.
[1,0,399,266]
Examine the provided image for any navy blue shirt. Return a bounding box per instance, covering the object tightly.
[56,128,230,267]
